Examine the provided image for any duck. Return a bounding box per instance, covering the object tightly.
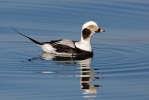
[11,21,105,57]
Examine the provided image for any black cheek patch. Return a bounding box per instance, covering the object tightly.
[82,28,91,40]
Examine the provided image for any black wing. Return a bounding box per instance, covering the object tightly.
[43,39,77,54]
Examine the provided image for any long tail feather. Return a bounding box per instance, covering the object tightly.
[11,26,42,45]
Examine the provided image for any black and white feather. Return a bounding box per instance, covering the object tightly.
[11,21,105,56]
[41,39,77,55]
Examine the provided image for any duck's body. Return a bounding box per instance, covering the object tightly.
[12,21,105,56]
[40,39,92,56]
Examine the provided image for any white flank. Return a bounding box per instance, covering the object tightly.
[41,44,56,53]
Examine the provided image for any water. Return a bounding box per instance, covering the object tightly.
[0,0,149,100]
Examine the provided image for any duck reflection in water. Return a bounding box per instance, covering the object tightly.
[29,53,102,98]
[78,59,102,95]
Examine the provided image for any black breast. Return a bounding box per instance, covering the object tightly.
[75,48,93,57]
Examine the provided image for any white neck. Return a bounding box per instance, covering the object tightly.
[75,35,92,52]
[80,36,90,43]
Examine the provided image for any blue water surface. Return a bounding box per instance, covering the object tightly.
[0,0,149,100]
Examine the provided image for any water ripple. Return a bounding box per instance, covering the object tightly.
[92,41,149,79]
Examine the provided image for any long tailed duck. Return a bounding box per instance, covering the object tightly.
[11,21,105,56]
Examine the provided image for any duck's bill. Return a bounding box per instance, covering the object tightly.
[95,28,105,33]
[100,28,105,32]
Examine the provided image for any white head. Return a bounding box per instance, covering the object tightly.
[81,21,105,41]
